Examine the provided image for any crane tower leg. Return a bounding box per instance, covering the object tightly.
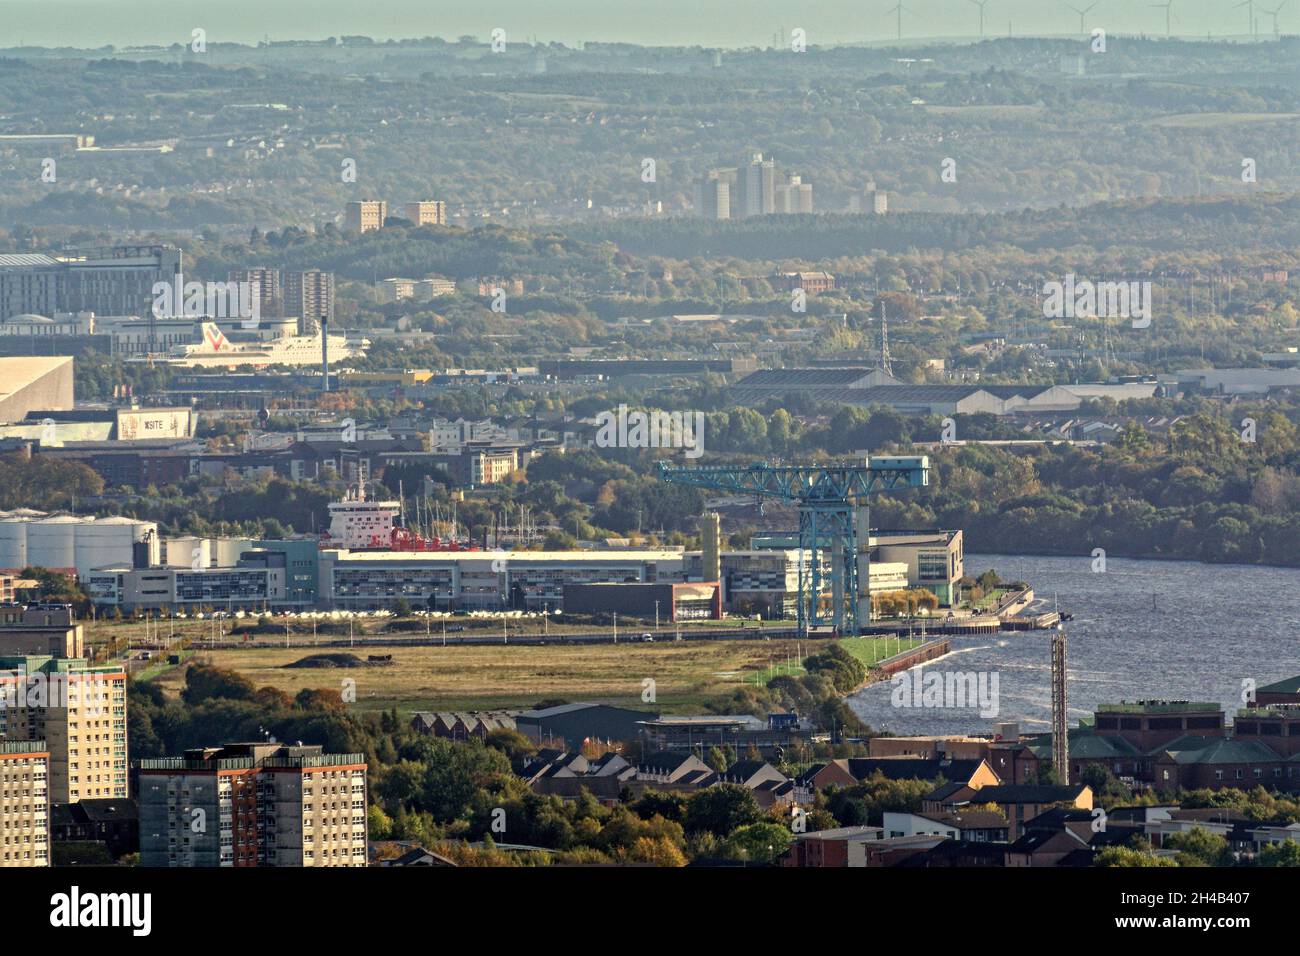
[855,502,872,631]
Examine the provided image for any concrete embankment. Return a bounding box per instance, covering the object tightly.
[875,639,952,676]
[846,639,952,695]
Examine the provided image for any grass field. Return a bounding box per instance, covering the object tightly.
[1148,112,1300,129]
[151,639,816,713]
[838,636,926,668]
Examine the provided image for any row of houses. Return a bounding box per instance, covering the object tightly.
[518,749,798,809]
[409,703,820,756]
[785,804,1300,868]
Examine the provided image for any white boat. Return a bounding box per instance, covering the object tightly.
[136,321,368,368]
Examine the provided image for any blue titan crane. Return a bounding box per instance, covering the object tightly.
[658,457,930,637]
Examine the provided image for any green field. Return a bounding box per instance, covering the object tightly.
[1148,112,1300,128]
[837,636,926,668]
[149,638,818,714]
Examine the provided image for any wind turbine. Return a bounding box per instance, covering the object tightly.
[886,2,907,40]
[1262,0,1287,35]
[969,0,991,38]
[1236,0,1257,36]
[1152,0,1175,35]
[1065,2,1100,34]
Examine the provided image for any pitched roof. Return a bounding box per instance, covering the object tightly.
[723,760,777,782]
[794,763,830,786]
[920,810,1008,831]
[1160,736,1282,765]
[1257,675,1300,694]
[1007,829,1088,854]
[965,784,1088,804]
[847,757,985,783]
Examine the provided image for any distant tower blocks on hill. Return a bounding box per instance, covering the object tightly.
[696,154,810,219]
[346,199,449,233]
[404,201,447,226]
[344,200,387,234]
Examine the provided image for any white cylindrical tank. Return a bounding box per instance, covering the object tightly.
[75,517,156,578]
[26,515,83,571]
[165,536,210,569]
[0,517,28,569]
[211,537,255,568]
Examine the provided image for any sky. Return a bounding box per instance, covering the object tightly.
[0,0,1289,49]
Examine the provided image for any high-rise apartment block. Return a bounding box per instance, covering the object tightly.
[221,268,335,327]
[775,175,814,214]
[0,739,49,867]
[404,201,447,226]
[850,181,889,215]
[227,267,282,318]
[344,200,387,234]
[285,268,335,327]
[743,153,777,216]
[0,654,128,804]
[0,603,84,658]
[137,742,368,867]
[697,154,810,220]
[695,172,733,220]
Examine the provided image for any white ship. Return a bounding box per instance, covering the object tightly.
[137,321,369,368]
[323,486,400,549]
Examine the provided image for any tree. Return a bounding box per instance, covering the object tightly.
[1256,840,1300,866]
[684,784,763,836]
[1095,845,1176,867]
[182,664,256,705]
[719,822,793,865]
[368,804,394,839]
[623,835,688,866]
[1165,828,1233,867]
[704,746,729,772]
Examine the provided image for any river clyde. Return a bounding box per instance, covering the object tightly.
[847,553,1300,736]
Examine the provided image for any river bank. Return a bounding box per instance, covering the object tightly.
[846,553,1300,736]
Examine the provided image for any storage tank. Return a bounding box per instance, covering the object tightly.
[164,536,210,569]
[0,517,28,569]
[75,517,157,578]
[211,537,255,568]
[26,515,83,571]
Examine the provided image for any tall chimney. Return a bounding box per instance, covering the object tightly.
[321,315,330,392]
[700,512,721,583]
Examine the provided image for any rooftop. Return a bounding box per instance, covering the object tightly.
[1097,700,1220,715]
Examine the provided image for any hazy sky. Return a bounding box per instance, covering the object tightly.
[0,0,1289,49]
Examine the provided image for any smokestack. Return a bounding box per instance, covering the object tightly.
[700,512,721,583]
[321,315,330,392]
